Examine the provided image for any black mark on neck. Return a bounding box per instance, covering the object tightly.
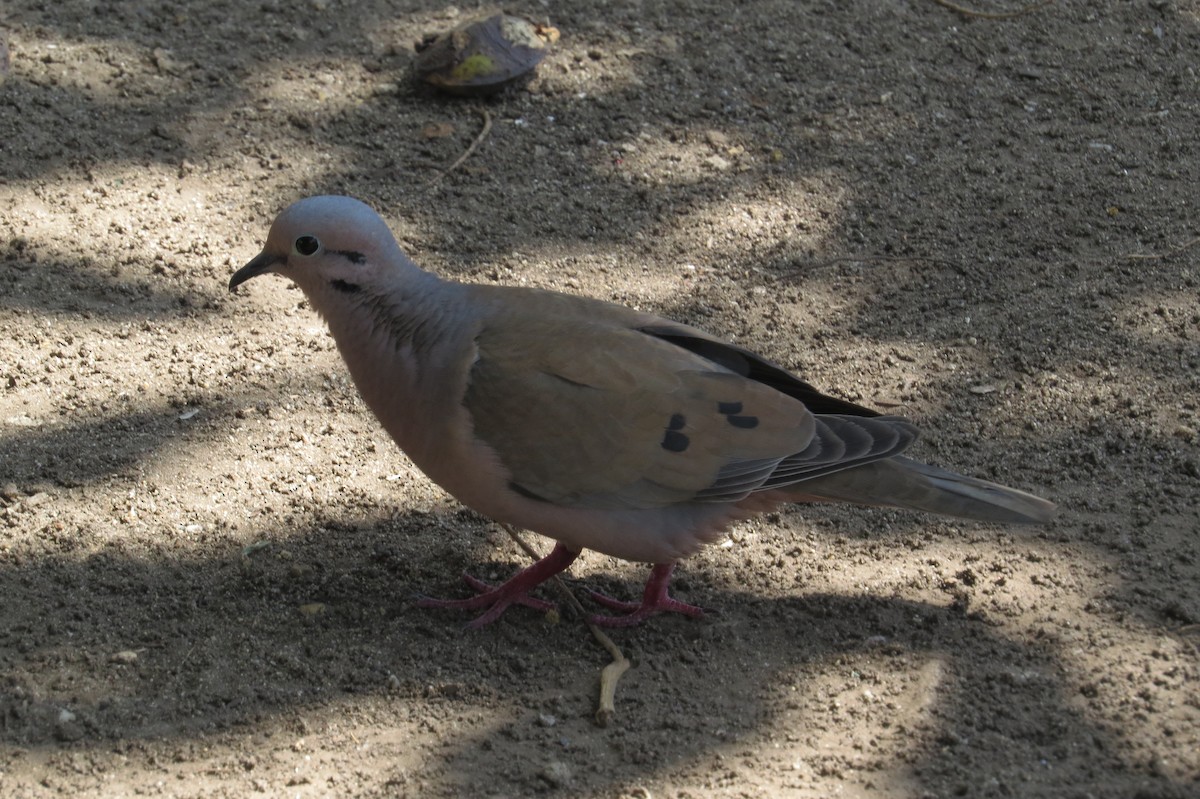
[509,481,551,503]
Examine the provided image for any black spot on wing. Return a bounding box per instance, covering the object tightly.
[639,326,881,417]
[717,399,758,429]
[330,279,361,294]
[661,430,690,452]
[662,413,690,451]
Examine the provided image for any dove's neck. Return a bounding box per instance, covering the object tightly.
[316,268,475,455]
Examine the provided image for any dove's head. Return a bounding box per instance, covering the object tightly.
[230,195,421,300]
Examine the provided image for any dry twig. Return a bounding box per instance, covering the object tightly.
[772,254,962,281]
[1123,236,1200,261]
[501,524,631,726]
[425,108,493,187]
[928,0,1054,20]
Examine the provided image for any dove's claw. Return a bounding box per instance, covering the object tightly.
[585,563,706,627]
[415,542,578,627]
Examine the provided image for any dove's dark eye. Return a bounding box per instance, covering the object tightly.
[295,235,320,256]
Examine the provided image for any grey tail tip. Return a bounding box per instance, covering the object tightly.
[908,458,1057,525]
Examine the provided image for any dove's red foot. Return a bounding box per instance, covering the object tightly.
[416,542,580,628]
[586,562,706,628]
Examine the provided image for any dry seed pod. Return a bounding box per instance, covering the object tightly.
[413,13,558,96]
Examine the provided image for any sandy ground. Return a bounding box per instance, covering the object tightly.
[2,1,1198,796]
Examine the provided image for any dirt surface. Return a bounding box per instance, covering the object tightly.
[2,1,1199,796]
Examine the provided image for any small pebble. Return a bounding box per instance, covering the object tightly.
[539,760,572,787]
[704,154,730,171]
[110,650,139,664]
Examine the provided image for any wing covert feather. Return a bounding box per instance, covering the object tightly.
[461,287,915,510]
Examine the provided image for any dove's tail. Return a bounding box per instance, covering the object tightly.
[784,455,1056,524]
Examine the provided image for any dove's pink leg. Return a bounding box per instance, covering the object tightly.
[586,562,706,627]
[417,542,580,628]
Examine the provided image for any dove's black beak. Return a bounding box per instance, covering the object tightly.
[229,251,285,292]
